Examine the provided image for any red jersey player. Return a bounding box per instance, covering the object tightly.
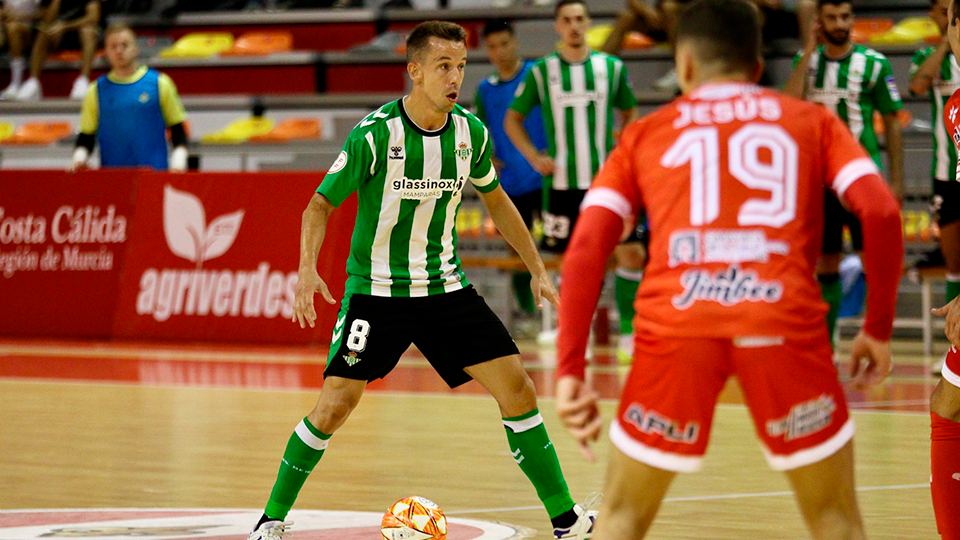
[929,2,960,537]
[555,0,903,538]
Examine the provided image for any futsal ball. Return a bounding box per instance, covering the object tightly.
[381,496,448,540]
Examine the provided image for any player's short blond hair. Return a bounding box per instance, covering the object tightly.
[104,23,136,40]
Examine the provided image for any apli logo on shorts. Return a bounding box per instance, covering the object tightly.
[136,185,297,322]
[624,403,699,444]
[766,395,837,441]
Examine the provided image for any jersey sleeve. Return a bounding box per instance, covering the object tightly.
[316,129,375,207]
[909,47,932,78]
[944,91,960,151]
[158,73,187,127]
[821,111,880,199]
[78,80,99,135]
[581,122,643,218]
[872,57,904,114]
[509,65,541,116]
[613,59,638,111]
[470,124,500,193]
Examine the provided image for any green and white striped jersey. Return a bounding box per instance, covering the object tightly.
[510,51,637,191]
[910,47,960,181]
[317,99,500,298]
[796,44,903,170]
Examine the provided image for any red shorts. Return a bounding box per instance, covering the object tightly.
[610,333,853,473]
[945,346,960,388]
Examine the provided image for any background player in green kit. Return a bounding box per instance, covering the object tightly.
[247,21,598,540]
[785,0,905,345]
[911,0,960,356]
[505,0,646,361]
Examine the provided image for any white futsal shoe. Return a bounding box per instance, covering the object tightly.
[554,493,601,539]
[248,520,292,540]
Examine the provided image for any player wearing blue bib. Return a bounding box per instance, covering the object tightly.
[475,19,548,316]
[70,24,188,172]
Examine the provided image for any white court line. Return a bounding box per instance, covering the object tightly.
[445,483,930,516]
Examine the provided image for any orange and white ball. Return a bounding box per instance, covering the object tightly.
[381,496,447,540]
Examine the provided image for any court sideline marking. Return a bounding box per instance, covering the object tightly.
[444,483,930,515]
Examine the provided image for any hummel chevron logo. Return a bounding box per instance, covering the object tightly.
[512,449,524,464]
[331,316,346,343]
[951,106,958,124]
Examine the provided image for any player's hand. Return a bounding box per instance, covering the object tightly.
[847,331,892,390]
[291,269,335,329]
[932,296,960,347]
[556,375,603,462]
[805,21,822,53]
[531,270,559,310]
[530,154,555,176]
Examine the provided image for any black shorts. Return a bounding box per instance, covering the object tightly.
[542,189,586,253]
[325,286,519,388]
[509,189,541,230]
[933,179,960,227]
[822,189,863,254]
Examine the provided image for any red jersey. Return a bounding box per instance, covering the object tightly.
[581,83,892,340]
[945,89,960,159]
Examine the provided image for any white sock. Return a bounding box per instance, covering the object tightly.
[10,58,25,87]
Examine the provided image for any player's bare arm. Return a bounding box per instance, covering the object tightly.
[911,38,950,95]
[477,185,559,309]
[783,23,819,98]
[504,109,555,175]
[292,193,336,329]
[933,297,960,347]
[882,112,905,200]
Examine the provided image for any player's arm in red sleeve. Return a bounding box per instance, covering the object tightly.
[555,124,643,460]
[822,113,903,387]
[557,127,644,380]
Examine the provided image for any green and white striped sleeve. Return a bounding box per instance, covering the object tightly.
[469,125,500,193]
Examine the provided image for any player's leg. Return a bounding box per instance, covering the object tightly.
[412,287,582,534]
[1,20,30,97]
[935,180,960,304]
[785,441,864,540]
[597,335,730,538]
[930,349,960,539]
[613,222,646,363]
[733,334,863,539]
[591,445,676,540]
[508,189,540,314]
[818,190,846,349]
[251,294,412,538]
[19,19,61,100]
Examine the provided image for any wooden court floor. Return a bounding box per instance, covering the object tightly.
[0,337,942,539]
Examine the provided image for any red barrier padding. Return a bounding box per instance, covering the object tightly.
[0,170,356,344]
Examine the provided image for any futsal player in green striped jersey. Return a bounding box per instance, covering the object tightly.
[247,21,598,540]
[910,0,960,338]
[505,0,646,363]
[784,0,905,347]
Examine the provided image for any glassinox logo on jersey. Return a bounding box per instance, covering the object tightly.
[392,177,465,200]
[135,185,297,322]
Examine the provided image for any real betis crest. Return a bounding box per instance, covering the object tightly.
[343,351,362,366]
[455,142,472,161]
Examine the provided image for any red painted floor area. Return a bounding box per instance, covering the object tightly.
[0,339,937,411]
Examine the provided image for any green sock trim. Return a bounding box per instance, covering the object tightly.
[947,279,960,303]
[503,408,541,423]
[818,273,842,350]
[615,272,642,334]
[264,421,328,520]
[503,417,574,519]
[512,272,535,313]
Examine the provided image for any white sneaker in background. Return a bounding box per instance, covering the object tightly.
[0,82,20,100]
[15,77,41,101]
[248,520,292,540]
[69,76,90,100]
[653,68,679,94]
